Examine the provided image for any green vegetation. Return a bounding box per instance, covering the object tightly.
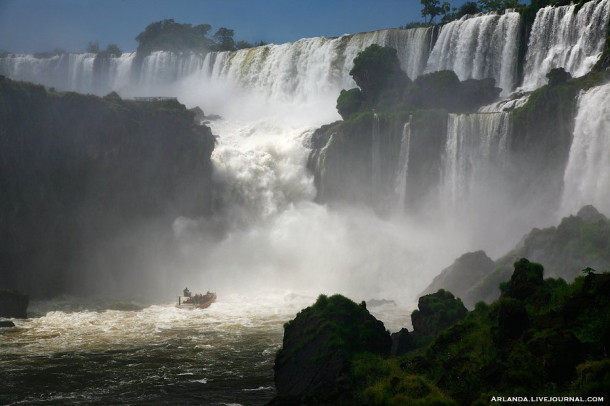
[420,0,451,24]
[411,289,468,346]
[339,45,500,117]
[134,19,261,56]
[351,261,610,405]
[274,259,610,404]
[336,88,365,120]
[349,44,410,101]
[279,294,390,364]
[274,294,391,404]
[317,45,499,208]
[352,355,456,406]
[135,19,214,54]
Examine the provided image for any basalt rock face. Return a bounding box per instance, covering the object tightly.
[427,206,610,307]
[0,77,216,298]
[272,294,391,405]
[410,289,468,346]
[0,291,28,319]
[420,250,495,309]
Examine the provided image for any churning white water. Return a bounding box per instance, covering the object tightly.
[0,293,305,404]
[560,83,610,216]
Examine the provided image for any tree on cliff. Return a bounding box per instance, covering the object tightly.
[213,27,236,51]
[135,19,214,55]
[420,0,450,23]
[477,0,522,12]
[349,44,410,101]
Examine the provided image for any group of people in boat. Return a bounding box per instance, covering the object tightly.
[182,287,214,304]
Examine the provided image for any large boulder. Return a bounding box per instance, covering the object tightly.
[0,290,28,318]
[411,289,467,345]
[420,250,495,308]
[272,294,391,405]
[501,258,544,301]
[390,328,415,355]
[349,44,410,101]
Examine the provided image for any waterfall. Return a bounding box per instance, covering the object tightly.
[442,112,511,216]
[384,27,437,80]
[394,121,411,211]
[371,113,381,197]
[425,11,521,95]
[203,28,436,104]
[560,83,610,216]
[0,27,436,102]
[522,0,610,91]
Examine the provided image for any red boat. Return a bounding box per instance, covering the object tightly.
[177,288,216,309]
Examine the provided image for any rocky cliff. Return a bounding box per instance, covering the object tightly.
[0,77,216,298]
[423,205,610,307]
[271,294,391,405]
[275,262,610,405]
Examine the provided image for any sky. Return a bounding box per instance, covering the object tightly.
[0,0,465,54]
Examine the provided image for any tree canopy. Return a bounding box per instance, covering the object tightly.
[134,19,263,55]
[135,19,215,54]
[420,0,451,23]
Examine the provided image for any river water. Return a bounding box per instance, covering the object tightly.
[0,292,408,405]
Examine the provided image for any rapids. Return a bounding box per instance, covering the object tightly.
[2,3,610,403]
[0,293,407,405]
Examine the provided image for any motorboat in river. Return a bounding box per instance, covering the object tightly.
[176,288,216,309]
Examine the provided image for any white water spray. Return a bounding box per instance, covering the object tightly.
[394,121,412,211]
[440,112,513,252]
[521,0,610,90]
[425,11,521,95]
[560,83,610,216]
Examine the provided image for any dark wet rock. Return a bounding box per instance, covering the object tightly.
[391,328,415,355]
[577,205,607,223]
[501,258,544,301]
[420,250,495,309]
[0,291,28,319]
[0,320,16,328]
[189,106,205,122]
[272,294,390,405]
[411,289,467,343]
[497,298,529,340]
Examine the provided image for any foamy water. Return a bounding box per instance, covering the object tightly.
[1,292,410,405]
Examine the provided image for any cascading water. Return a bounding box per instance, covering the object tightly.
[441,112,511,243]
[0,27,436,100]
[560,82,610,216]
[371,112,381,198]
[384,27,436,80]
[5,11,610,404]
[425,10,521,95]
[521,0,610,90]
[394,121,411,211]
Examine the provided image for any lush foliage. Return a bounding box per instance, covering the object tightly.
[336,88,365,120]
[340,45,500,118]
[349,44,410,101]
[135,19,214,54]
[274,294,391,404]
[274,260,610,404]
[353,261,610,405]
[411,289,468,346]
[134,19,258,55]
[421,0,451,23]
